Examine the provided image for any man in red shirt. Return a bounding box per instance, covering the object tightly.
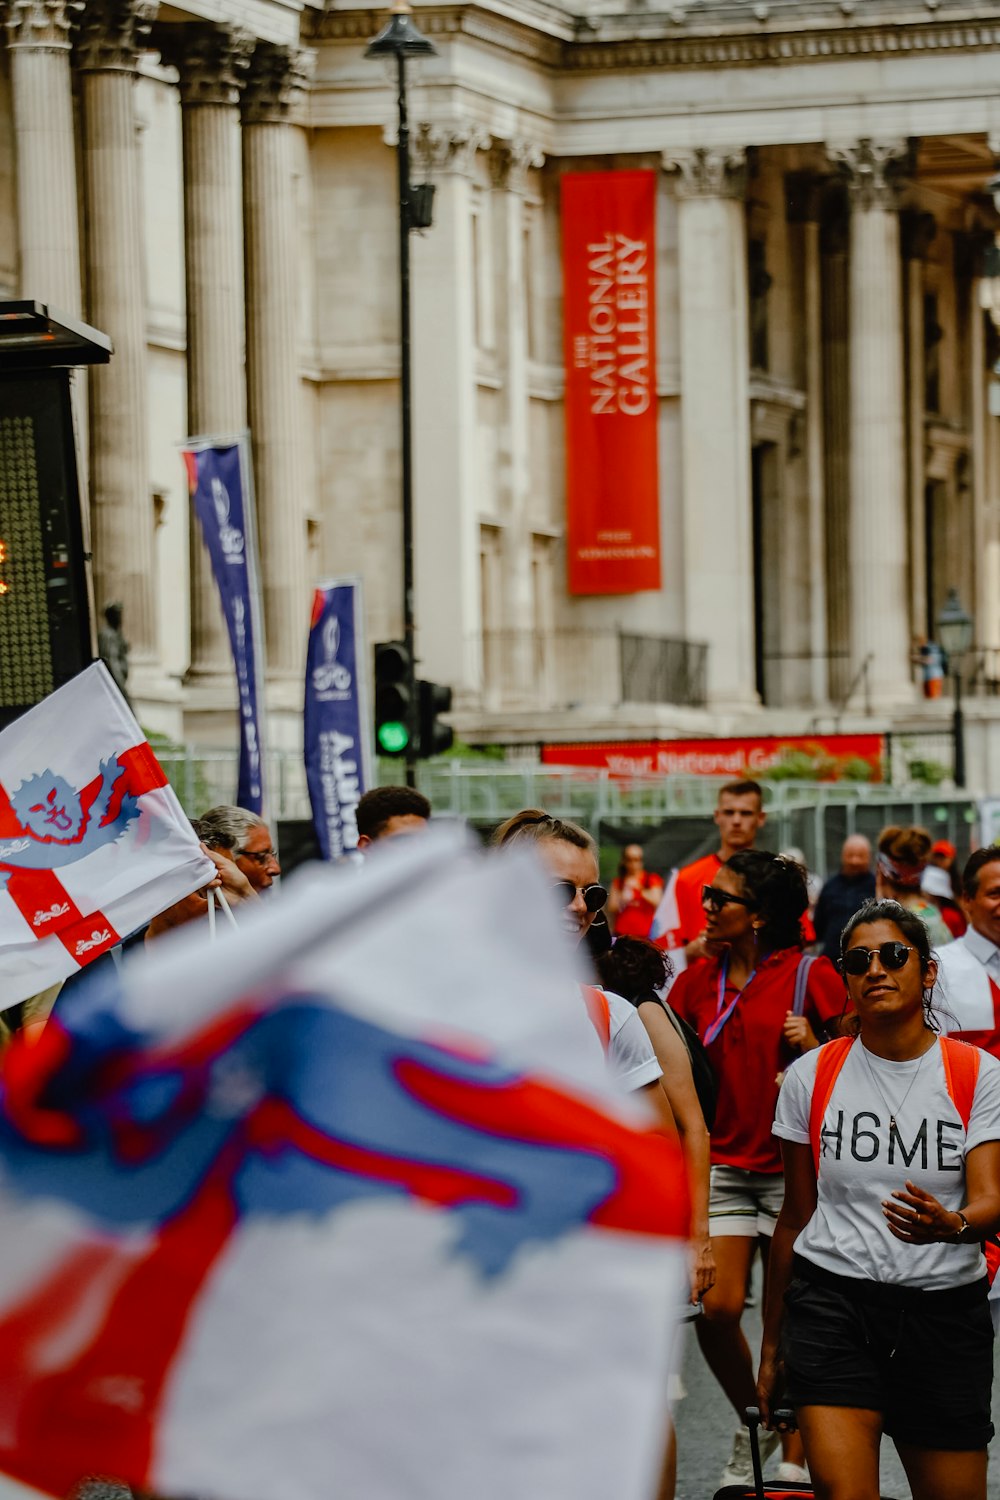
[653,780,766,966]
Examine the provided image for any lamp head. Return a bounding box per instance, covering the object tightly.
[937,586,974,659]
[365,0,438,59]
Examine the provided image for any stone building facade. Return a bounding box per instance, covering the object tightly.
[3,0,1000,769]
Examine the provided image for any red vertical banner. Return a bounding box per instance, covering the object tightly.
[561,170,661,595]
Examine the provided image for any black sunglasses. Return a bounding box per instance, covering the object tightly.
[702,885,755,913]
[552,880,608,913]
[841,942,916,977]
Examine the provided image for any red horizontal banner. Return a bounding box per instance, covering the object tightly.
[541,735,886,782]
[561,170,660,596]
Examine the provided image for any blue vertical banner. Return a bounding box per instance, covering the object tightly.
[304,577,373,860]
[183,436,267,815]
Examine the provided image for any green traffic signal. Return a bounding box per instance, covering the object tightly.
[374,639,413,759]
[377,720,410,755]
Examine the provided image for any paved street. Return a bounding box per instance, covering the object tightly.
[674,1270,1000,1499]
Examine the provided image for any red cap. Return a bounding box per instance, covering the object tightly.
[932,839,957,861]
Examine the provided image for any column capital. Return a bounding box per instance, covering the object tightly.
[829,138,909,211]
[156,22,255,107]
[488,138,544,194]
[663,146,746,200]
[415,122,491,179]
[6,0,79,50]
[241,42,314,126]
[73,0,157,72]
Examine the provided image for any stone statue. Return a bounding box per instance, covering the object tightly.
[98,601,131,708]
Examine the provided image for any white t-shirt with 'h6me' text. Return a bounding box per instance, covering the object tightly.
[774,1038,1000,1291]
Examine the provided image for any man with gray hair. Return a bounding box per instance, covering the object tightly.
[199,805,281,893]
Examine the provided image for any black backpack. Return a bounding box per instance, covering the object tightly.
[632,989,717,1131]
[661,1002,718,1131]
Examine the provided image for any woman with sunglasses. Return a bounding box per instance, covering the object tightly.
[669,850,844,1489]
[760,900,1000,1500]
[492,810,666,1101]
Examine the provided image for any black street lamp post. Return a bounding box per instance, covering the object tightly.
[937,587,974,790]
[366,2,437,788]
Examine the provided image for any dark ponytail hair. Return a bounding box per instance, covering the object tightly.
[596,936,674,1007]
[726,849,808,954]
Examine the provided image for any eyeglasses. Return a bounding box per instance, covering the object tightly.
[238,847,279,866]
[841,942,916,977]
[701,885,755,913]
[552,881,608,913]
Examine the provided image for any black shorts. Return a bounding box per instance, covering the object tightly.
[782,1256,995,1452]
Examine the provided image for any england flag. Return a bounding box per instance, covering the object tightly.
[0,663,214,1006]
[0,831,690,1500]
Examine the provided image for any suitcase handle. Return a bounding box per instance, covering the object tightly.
[744,1407,766,1498]
[745,1404,798,1497]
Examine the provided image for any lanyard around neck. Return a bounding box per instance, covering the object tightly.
[703,954,756,1046]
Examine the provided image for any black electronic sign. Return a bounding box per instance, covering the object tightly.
[0,371,92,729]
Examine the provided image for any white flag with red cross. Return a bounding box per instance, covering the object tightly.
[0,663,214,1007]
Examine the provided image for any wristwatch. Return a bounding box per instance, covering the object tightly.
[954,1211,975,1243]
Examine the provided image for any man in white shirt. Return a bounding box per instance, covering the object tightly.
[934,847,1000,1054]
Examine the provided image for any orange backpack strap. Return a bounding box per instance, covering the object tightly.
[581,985,612,1055]
[939,1035,981,1130]
[809,1037,855,1171]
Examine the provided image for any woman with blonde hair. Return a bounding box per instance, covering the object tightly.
[875,825,952,948]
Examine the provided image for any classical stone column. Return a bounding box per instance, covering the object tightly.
[832,139,913,705]
[902,210,936,643]
[788,175,828,706]
[665,147,756,707]
[162,22,253,682]
[820,186,850,705]
[491,138,543,705]
[412,124,490,697]
[7,1,82,311]
[76,0,159,669]
[241,43,313,684]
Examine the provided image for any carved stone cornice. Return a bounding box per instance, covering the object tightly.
[562,16,1000,70]
[829,139,910,211]
[155,23,255,108]
[415,122,491,179]
[489,138,544,193]
[241,43,315,127]
[73,0,157,73]
[6,0,79,50]
[314,4,1000,75]
[664,147,746,200]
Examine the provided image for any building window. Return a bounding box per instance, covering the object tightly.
[524,206,538,363]
[924,292,943,415]
[749,238,772,372]
[471,192,495,353]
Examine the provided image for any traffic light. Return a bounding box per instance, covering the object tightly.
[417,678,454,759]
[374,640,413,757]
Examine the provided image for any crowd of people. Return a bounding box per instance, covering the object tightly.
[9,774,1000,1500]
[598,782,1000,1499]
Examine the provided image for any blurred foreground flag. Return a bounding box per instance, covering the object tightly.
[0,664,213,1007]
[0,832,689,1500]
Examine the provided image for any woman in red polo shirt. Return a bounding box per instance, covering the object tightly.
[608,843,665,939]
[670,850,844,1490]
